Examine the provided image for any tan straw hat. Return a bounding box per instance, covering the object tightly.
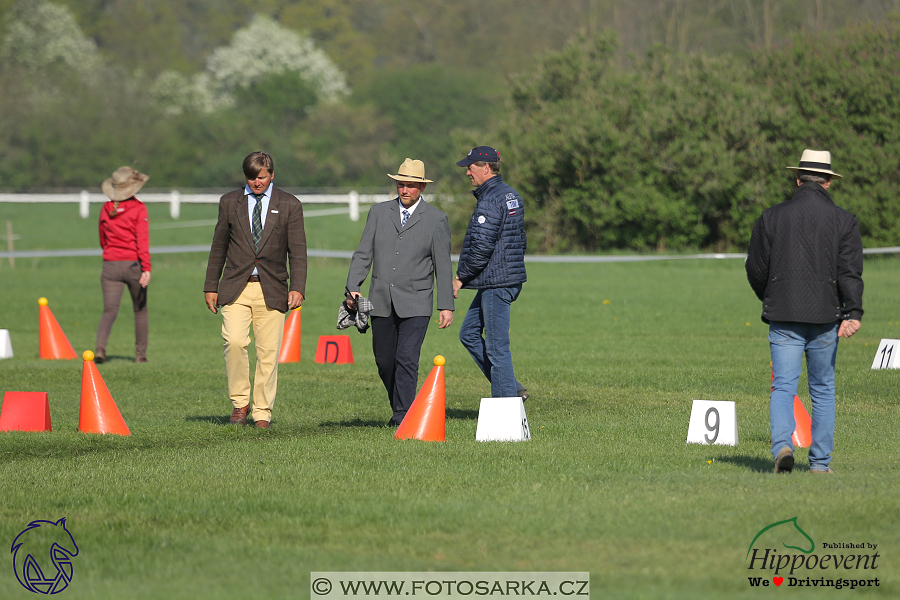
[388,158,432,183]
[101,166,150,200]
[786,149,842,179]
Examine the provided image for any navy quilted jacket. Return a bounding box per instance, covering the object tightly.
[746,182,863,324]
[456,175,527,289]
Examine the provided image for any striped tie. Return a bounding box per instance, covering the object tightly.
[401,209,410,227]
[251,194,263,251]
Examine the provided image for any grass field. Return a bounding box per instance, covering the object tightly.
[0,204,898,599]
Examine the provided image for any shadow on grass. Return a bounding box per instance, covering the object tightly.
[719,455,779,473]
[97,354,138,364]
[184,415,382,436]
[185,415,232,425]
[318,418,390,428]
[446,408,478,421]
[316,410,479,428]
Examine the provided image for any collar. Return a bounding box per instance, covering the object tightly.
[244,182,274,199]
[794,180,834,203]
[472,174,504,199]
[106,197,136,216]
[398,197,421,215]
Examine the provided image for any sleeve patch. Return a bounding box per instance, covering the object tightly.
[506,199,519,210]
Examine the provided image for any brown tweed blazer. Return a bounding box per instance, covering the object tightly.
[204,187,307,312]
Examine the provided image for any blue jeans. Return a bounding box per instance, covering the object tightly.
[769,321,839,471]
[459,285,523,398]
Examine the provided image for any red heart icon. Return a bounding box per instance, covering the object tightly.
[773,577,784,586]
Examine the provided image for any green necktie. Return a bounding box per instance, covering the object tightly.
[251,194,264,251]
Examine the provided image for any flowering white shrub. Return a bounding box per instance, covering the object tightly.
[1,0,100,76]
[207,15,349,100]
[150,71,236,115]
[152,15,349,114]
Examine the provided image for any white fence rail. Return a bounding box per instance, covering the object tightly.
[0,191,419,221]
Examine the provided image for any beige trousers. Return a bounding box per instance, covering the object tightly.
[220,282,284,423]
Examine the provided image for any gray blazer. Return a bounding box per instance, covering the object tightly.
[347,199,454,318]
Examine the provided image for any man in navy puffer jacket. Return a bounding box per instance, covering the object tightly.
[452,146,528,400]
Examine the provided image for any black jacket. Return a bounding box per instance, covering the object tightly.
[746,182,863,324]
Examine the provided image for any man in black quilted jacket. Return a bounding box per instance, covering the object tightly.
[453,146,529,400]
[746,149,864,475]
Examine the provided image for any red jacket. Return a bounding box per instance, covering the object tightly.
[99,197,151,271]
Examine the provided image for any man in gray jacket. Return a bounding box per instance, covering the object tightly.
[347,159,454,426]
[746,149,863,474]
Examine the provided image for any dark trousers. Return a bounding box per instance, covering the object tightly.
[96,261,148,360]
[371,306,429,424]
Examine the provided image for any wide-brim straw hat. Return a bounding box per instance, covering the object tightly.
[387,158,432,183]
[786,149,842,179]
[101,166,150,200]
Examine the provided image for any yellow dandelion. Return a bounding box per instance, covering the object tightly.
[603,299,611,305]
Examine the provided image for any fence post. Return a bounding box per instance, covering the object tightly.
[6,220,14,267]
[170,190,181,219]
[79,190,90,218]
[348,190,359,222]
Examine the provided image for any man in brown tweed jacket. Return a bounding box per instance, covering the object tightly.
[204,152,307,428]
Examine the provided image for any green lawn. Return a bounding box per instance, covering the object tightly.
[0,205,897,599]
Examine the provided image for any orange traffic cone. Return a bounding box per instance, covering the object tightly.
[278,307,301,363]
[38,297,76,359]
[395,355,446,442]
[791,397,813,448]
[79,351,131,436]
[770,365,812,449]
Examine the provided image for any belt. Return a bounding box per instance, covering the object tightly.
[248,275,260,282]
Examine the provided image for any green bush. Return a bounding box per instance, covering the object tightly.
[495,34,792,252]
[750,19,900,247]
[494,23,900,252]
[352,64,504,185]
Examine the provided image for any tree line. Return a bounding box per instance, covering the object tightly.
[488,22,900,252]
[0,0,898,251]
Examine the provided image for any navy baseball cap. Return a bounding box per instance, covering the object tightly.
[456,146,500,167]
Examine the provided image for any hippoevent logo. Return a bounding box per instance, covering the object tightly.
[745,516,880,590]
[10,518,79,594]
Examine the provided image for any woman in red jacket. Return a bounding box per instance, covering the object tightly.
[95,167,152,363]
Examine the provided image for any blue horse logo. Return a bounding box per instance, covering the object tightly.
[11,518,79,594]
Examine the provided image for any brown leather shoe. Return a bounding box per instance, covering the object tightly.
[255,420,270,429]
[774,447,794,474]
[229,405,250,425]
